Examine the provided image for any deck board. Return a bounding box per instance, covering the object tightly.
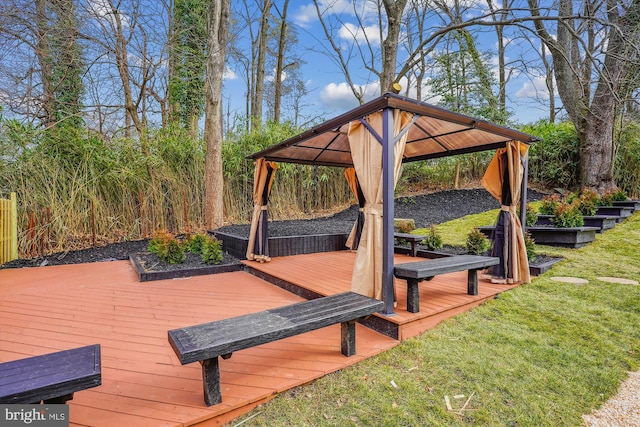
[1,251,518,426]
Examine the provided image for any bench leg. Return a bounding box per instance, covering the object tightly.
[201,357,222,406]
[406,279,421,313]
[341,321,356,356]
[467,269,479,295]
[43,393,73,404]
[410,242,418,257]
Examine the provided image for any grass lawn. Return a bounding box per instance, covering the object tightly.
[228,211,640,426]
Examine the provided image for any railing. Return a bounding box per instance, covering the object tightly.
[0,192,18,264]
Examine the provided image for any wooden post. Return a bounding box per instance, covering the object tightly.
[10,193,17,261]
[91,200,96,247]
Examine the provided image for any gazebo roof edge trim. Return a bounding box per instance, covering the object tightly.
[247,93,540,166]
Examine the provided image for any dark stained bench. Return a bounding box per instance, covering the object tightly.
[394,232,427,257]
[394,255,500,313]
[168,291,384,406]
[0,344,101,404]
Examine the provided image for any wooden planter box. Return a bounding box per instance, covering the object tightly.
[612,200,640,212]
[477,225,598,248]
[594,206,634,221]
[213,231,349,259]
[535,214,617,232]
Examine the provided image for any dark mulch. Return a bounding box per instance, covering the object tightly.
[218,188,546,238]
[1,187,548,270]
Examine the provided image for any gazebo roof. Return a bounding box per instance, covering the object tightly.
[248,93,539,167]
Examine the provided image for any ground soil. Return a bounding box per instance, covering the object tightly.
[1,187,549,270]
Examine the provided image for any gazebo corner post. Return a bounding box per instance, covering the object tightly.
[520,149,529,238]
[381,107,396,316]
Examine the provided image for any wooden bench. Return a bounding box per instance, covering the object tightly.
[168,291,384,406]
[394,255,500,313]
[394,232,427,257]
[0,344,101,404]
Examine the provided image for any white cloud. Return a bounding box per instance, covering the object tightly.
[339,22,381,45]
[223,66,238,80]
[319,81,380,111]
[515,75,553,99]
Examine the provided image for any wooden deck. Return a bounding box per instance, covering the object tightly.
[0,251,518,426]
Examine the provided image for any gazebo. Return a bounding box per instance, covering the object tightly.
[248,93,539,315]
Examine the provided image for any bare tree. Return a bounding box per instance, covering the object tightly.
[203,0,231,229]
[529,0,640,192]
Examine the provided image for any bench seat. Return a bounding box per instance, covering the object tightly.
[394,255,500,313]
[0,344,101,404]
[394,233,426,257]
[168,291,384,406]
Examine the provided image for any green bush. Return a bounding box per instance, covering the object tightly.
[148,230,185,264]
[566,190,598,216]
[466,228,490,255]
[183,233,208,255]
[610,188,628,201]
[524,231,536,260]
[201,235,223,265]
[615,121,640,198]
[422,225,443,250]
[523,121,580,189]
[539,194,562,215]
[517,203,538,226]
[552,202,584,228]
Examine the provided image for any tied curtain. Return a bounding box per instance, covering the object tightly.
[246,158,278,262]
[348,111,413,299]
[481,141,530,284]
[345,167,365,250]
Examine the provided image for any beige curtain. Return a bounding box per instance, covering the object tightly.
[246,158,278,262]
[345,168,365,250]
[349,111,414,299]
[482,141,530,284]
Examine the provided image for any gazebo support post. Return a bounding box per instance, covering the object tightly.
[381,107,396,316]
[520,150,529,237]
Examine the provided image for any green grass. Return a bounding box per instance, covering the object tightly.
[228,211,640,427]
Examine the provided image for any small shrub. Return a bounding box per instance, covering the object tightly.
[539,194,562,215]
[524,231,536,260]
[552,202,584,228]
[466,228,490,255]
[577,189,599,216]
[610,188,628,201]
[201,235,223,265]
[597,191,613,207]
[517,203,538,226]
[148,230,185,264]
[422,225,443,250]
[183,233,208,255]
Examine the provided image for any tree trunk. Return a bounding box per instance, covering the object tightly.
[35,0,55,127]
[380,0,407,92]
[273,0,289,124]
[204,0,231,230]
[251,0,270,130]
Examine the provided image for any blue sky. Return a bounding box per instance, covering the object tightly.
[222,0,555,127]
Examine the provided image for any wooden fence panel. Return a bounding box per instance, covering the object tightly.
[0,192,18,264]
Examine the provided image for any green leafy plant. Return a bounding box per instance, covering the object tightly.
[576,189,599,216]
[422,225,443,250]
[610,188,628,201]
[539,194,562,215]
[148,230,185,264]
[201,235,223,265]
[183,233,208,255]
[517,203,538,226]
[524,231,536,260]
[466,228,490,255]
[597,191,613,207]
[552,202,584,228]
